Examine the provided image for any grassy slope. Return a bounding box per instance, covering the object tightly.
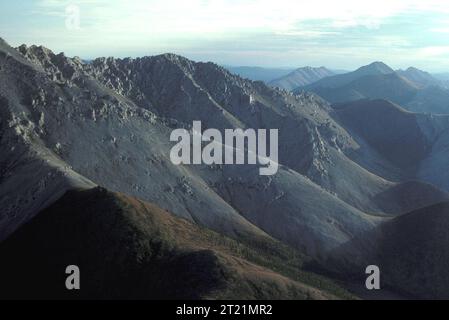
[0,187,353,300]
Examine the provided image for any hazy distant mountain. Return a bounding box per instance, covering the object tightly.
[433,72,449,88]
[406,85,449,114]
[301,61,395,90]
[433,72,449,81]
[3,36,449,299]
[224,66,293,82]
[332,69,351,75]
[269,67,335,91]
[298,62,449,114]
[397,67,442,88]
[307,73,420,105]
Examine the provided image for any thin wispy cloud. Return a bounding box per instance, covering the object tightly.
[1,0,449,71]
[31,0,447,33]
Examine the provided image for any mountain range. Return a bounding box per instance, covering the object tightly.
[2,37,449,299]
[295,62,449,114]
[397,67,443,88]
[433,72,449,85]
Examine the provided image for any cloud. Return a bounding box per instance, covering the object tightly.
[34,0,449,36]
[431,23,449,34]
[274,30,341,38]
[2,0,448,71]
[418,46,449,57]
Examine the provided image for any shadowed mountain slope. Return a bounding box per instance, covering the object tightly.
[327,201,449,299]
[375,202,449,299]
[331,99,449,195]
[332,99,428,169]
[0,187,351,300]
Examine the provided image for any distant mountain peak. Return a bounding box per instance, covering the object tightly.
[406,66,421,72]
[293,66,331,73]
[301,66,326,71]
[357,61,394,74]
[269,66,335,90]
[298,61,396,92]
[157,52,189,62]
[371,61,389,66]
[399,66,431,75]
[397,66,442,89]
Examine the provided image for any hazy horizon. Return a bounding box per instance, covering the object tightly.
[2,1,449,72]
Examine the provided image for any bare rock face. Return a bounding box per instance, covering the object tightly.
[1,37,449,265]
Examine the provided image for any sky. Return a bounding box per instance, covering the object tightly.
[2,0,449,72]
